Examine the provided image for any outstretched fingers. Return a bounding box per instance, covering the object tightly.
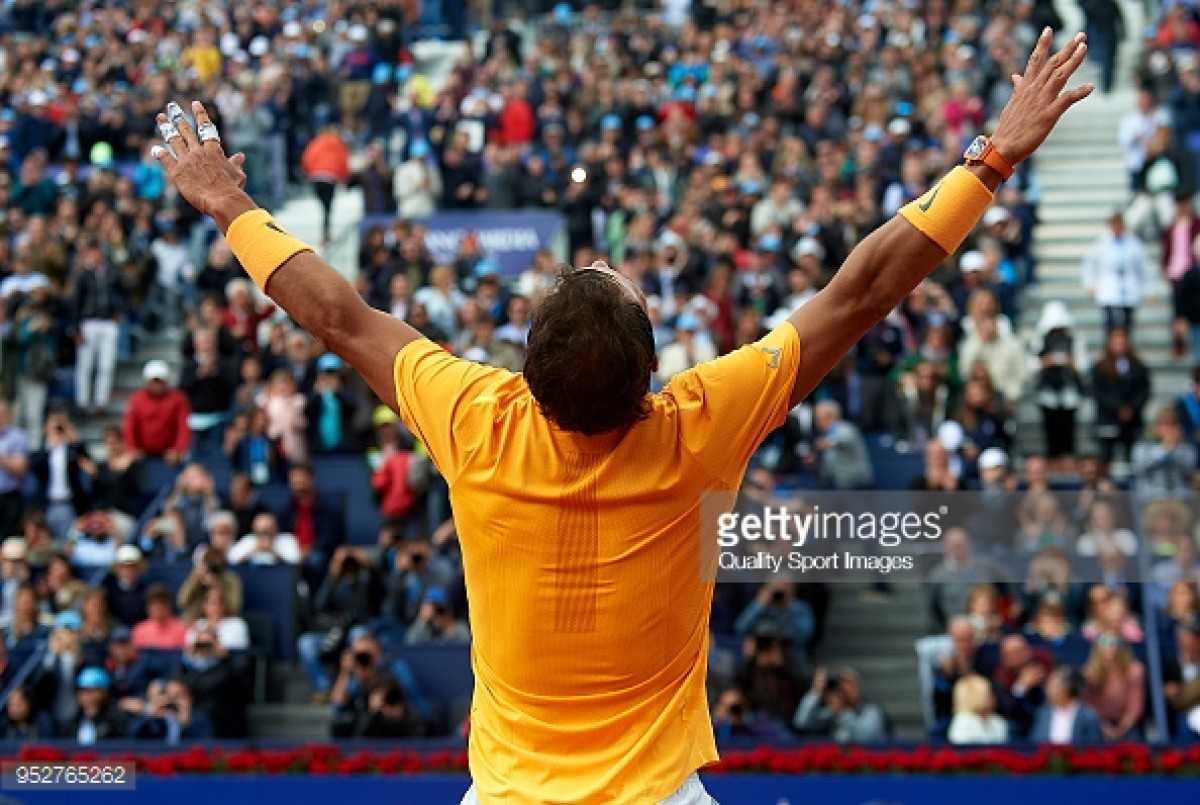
[229,153,247,188]
[191,101,226,153]
[1022,27,1054,79]
[1040,33,1087,88]
[1053,82,1096,115]
[1050,38,1089,90]
[167,101,200,152]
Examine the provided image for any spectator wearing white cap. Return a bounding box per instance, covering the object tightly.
[123,360,191,465]
[102,545,148,628]
[1030,300,1087,459]
[1082,211,1151,336]
[950,249,995,314]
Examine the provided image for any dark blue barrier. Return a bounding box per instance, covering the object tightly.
[312,456,381,544]
[2,774,1193,805]
[142,561,298,660]
[390,645,473,728]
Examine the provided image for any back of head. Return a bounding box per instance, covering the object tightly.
[524,269,655,436]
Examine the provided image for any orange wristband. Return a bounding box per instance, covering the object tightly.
[225,209,315,292]
[898,166,994,254]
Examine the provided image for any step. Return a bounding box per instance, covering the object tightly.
[1038,205,1137,224]
[1038,192,1129,209]
[248,703,331,740]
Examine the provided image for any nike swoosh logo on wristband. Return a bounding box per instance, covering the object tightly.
[266,222,289,235]
[918,184,941,213]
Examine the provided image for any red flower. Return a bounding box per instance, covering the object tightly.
[5,743,1198,777]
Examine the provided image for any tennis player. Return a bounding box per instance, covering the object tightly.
[152,28,1091,804]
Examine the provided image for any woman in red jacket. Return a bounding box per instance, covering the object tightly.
[300,126,351,246]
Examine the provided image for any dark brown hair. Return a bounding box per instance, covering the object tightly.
[524,268,655,436]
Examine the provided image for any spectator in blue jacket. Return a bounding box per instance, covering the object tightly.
[1030,666,1105,744]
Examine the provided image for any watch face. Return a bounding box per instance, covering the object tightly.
[964,137,987,160]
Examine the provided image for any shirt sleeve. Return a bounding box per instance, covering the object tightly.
[392,338,510,483]
[665,324,802,486]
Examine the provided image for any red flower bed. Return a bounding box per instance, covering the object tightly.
[11,744,1200,777]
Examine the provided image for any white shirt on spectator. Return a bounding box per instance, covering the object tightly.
[1076,528,1139,557]
[150,238,195,291]
[394,159,442,219]
[1082,229,1150,308]
[0,272,49,300]
[187,617,250,652]
[656,334,717,386]
[1048,703,1079,745]
[948,712,1008,745]
[69,536,118,569]
[1119,106,1170,173]
[413,286,464,338]
[229,533,301,565]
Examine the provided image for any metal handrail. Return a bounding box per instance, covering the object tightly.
[0,639,48,711]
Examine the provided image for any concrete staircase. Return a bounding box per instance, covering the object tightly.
[1016,1,1186,458]
[815,584,929,739]
[248,664,332,740]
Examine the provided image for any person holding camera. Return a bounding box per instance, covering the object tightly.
[32,610,84,732]
[178,543,243,621]
[31,410,96,539]
[792,665,890,743]
[405,587,469,646]
[355,677,430,739]
[186,588,249,653]
[330,632,395,737]
[228,511,301,566]
[126,676,214,744]
[734,582,815,667]
[380,539,456,627]
[710,686,790,742]
[136,507,191,564]
[64,509,122,571]
[163,464,222,550]
[179,622,249,739]
[735,628,808,730]
[298,547,380,703]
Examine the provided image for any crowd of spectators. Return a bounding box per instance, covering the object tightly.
[0,0,1198,749]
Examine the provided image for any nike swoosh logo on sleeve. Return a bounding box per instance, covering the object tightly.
[917,184,941,213]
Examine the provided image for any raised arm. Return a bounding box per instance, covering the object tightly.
[151,101,423,411]
[786,29,1093,408]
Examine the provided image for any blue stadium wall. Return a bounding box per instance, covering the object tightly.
[4,775,1193,804]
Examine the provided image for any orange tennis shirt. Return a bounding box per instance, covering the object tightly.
[393,323,801,803]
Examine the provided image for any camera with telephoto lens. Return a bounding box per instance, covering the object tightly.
[353,650,374,668]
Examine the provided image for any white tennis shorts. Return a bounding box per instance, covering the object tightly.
[459,772,718,804]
